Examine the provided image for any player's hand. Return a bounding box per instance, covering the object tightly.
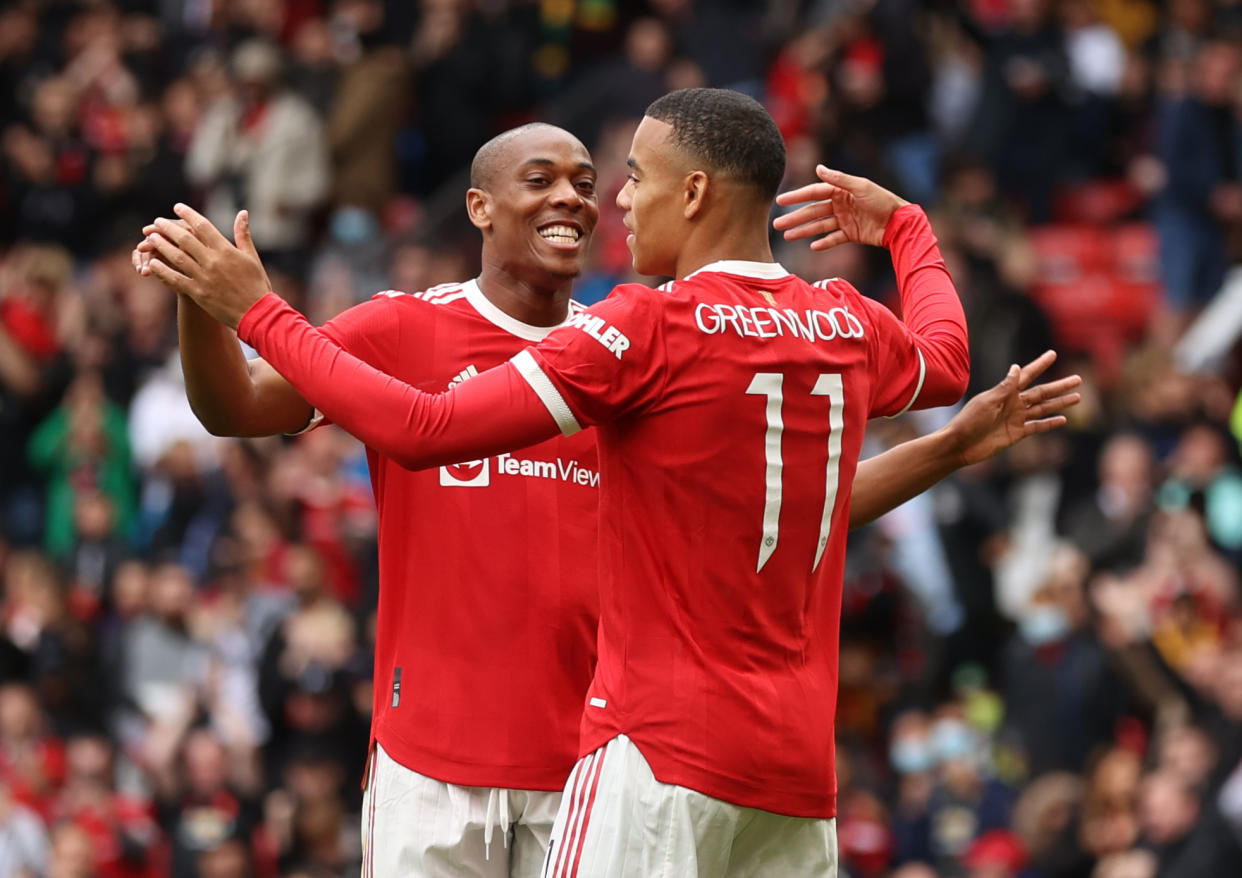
[142,205,272,329]
[133,217,190,276]
[773,164,909,250]
[943,351,1082,467]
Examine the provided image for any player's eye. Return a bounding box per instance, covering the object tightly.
[527,176,549,186]
[577,180,597,195]
[626,174,638,185]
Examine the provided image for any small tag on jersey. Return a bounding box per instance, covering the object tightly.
[760,290,777,305]
[392,667,402,708]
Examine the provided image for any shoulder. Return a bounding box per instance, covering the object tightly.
[324,281,472,335]
[579,282,662,318]
[604,281,663,301]
[365,281,473,310]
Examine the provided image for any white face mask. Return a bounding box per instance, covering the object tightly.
[890,735,934,774]
[1019,605,1070,646]
[930,719,978,763]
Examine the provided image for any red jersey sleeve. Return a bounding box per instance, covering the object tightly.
[861,204,970,417]
[525,284,668,426]
[319,293,405,367]
[287,293,405,430]
[237,293,561,469]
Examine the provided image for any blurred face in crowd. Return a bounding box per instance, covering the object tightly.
[46,822,94,878]
[888,710,934,776]
[469,126,599,288]
[150,563,194,624]
[198,839,252,878]
[184,729,229,796]
[1193,41,1242,106]
[1098,434,1153,516]
[1138,771,1198,844]
[0,684,41,741]
[1158,726,1216,789]
[66,733,113,786]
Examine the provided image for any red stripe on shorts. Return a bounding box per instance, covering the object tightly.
[568,743,609,877]
[555,752,597,878]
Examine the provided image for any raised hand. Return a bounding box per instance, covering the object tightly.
[141,204,273,329]
[948,350,1082,467]
[773,164,910,250]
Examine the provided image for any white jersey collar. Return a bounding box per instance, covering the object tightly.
[683,260,790,281]
[462,278,575,342]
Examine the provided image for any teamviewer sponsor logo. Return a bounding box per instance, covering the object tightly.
[439,365,488,485]
[440,458,490,487]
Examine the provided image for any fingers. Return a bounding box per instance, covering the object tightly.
[816,164,865,192]
[1016,350,1057,389]
[1020,415,1069,436]
[173,202,230,247]
[809,230,849,251]
[146,258,195,297]
[151,216,209,265]
[1024,391,1081,420]
[774,199,834,229]
[145,231,200,278]
[780,215,841,243]
[234,210,258,257]
[775,181,834,207]
[1020,375,1083,408]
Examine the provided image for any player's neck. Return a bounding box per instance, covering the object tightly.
[476,266,574,327]
[674,219,776,280]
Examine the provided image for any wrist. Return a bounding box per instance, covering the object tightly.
[881,202,921,249]
[930,419,972,472]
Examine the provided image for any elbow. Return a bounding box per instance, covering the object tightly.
[186,399,242,437]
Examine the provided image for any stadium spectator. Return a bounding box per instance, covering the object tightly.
[186,39,329,282]
[1,2,1242,875]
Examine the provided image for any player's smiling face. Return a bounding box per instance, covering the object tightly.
[484,129,599,282]
[617,116,687,278]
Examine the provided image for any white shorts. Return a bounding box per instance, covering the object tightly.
[542,735,838,877]
[361,743,562,878]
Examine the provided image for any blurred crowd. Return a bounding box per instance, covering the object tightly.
[4,0,1242,876]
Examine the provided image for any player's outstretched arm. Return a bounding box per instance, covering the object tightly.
[143,204,562,469]
[849,352,1082,528]
[778,165,970,409]
[135,211,313,437]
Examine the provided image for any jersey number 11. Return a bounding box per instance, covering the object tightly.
[745,372,843,573]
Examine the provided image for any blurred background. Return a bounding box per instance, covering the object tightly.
[3,0,1242,876]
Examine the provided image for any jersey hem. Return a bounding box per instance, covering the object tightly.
[579,728,838,820]
[374,725,573,793]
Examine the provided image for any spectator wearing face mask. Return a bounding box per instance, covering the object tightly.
[1001,544,1128,776]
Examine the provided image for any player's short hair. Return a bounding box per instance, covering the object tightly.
[470,122,574,190]
[645,88,786,201]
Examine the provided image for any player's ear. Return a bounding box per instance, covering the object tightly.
[466,188,492,231]
[683,170,708,220]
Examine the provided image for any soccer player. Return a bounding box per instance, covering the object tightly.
[144,123,605,877]
[140,96,1077,876]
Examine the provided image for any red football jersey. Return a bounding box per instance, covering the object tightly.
[237,205,968,817]
[318,280,599,790]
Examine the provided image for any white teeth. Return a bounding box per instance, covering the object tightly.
[539,225,580,242]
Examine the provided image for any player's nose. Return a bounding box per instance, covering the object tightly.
[549,178,584,209]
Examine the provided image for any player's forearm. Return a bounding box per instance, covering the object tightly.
[884,206,970,406]
[849,428,963,528]
[177,295,309,436]
[238,293,561,468]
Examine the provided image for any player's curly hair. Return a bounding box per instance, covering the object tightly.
[645,88,786,202]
